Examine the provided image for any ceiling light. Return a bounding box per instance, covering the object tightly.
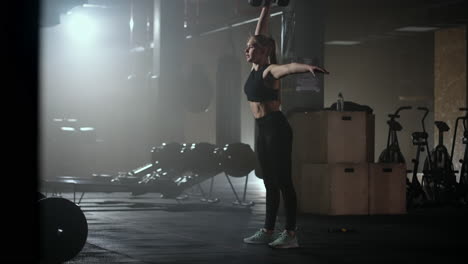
[325,41,361,46]
[395,26,439,32]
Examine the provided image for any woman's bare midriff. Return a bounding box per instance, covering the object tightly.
[249,100,281,119]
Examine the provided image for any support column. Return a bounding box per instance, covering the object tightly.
[281,0,326,115]
[434,26,467,173]
[151,0,186,144]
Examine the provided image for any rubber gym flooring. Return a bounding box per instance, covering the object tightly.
[46,175,468,264]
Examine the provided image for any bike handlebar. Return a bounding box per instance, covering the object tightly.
[415,107,429,135]
[395,106,412,114]
[450,110,468,162]
[400,106,412,110]
[388,106,412,120]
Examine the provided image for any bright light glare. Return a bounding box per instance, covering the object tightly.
[64,12,96,44]
[129,17,134,32]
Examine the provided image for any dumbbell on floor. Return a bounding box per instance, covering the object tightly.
[219,143,257,177]
[248,0,290,7]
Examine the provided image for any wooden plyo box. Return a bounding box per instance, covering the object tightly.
[299,163,369,215]
[368,163,406,215]
[289,110,375,164]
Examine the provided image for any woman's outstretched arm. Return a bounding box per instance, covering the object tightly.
[264,63,330,80]
[255,0,271,36]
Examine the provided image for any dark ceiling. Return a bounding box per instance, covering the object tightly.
[189,0,468,41]
[42,0,468,41]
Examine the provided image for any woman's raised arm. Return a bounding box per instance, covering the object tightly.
[255,0,271,36]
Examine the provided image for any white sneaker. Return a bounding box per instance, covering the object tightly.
[243,229,277,244]
[268,230,299,249]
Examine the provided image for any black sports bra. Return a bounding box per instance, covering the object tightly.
[244,64,279,102]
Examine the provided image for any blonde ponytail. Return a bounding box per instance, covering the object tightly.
[249,34,277,64]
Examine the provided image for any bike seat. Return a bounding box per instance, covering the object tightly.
[412,132,428,139]
[434,121,449,132]
[387,119,402,131]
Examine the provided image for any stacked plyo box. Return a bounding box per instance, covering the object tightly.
[289,110,375,215]
[368,163,406,215]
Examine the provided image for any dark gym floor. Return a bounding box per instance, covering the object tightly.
[47,174,468,264]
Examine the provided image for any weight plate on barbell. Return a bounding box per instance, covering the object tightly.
[39,197,88,263]
[37,192,46,201]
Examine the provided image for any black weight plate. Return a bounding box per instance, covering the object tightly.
[186,142,222,175]
[39,197,88,263]
[151,142,184,170]
[277,0,290,7]
[37,192,46,201]
[222,143,256,177]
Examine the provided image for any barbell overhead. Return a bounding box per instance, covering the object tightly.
[248,0,290,7]
[277,0,290,6]
[248,0,262,6]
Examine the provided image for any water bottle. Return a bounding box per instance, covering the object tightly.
[337,92,344,112]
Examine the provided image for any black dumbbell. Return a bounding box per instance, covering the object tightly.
[248,0,290,7]
[219,143,257,177]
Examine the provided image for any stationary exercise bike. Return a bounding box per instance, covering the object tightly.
[406,107,430,208]
[422,120,458,205]
[378,106,412,163]
[449,107,468,204]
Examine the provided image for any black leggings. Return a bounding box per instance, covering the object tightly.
[255,111,297,231]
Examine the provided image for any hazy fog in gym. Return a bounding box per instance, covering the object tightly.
[40,0,280,181]
[39,0,466,183]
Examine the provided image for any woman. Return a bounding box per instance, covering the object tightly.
[242,1,329,249]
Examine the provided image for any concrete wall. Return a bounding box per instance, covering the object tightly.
[324,34,435,165]
[434,26,467,174]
